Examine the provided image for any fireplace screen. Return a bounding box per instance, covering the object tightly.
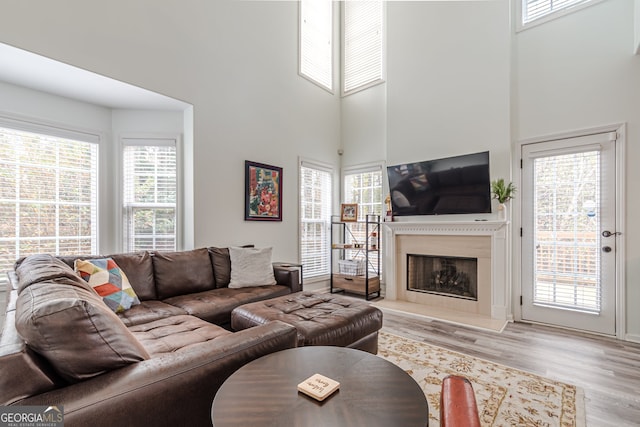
[407,254,478,300]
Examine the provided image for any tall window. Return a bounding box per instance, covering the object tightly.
[123,138,177,252]
[0,124,98,276]
[300,0,333,92]
[343,165,383,274]
[300,160,333,280]
[344,166,383,220]
[342,1,385,95]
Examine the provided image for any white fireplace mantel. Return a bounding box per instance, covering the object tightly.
[382,220,512,322]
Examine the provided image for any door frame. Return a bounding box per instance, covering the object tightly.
[512,123,626,339]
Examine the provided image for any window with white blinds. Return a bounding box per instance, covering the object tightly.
[533,150,601,312]
[0,125,98,276]
[300,0,333,92]
[522,0,593,26]
[343,165,383,220]
[343,165,383,275]
[342,0,385,95]
[123,139,177,252]
[300,160,333,279]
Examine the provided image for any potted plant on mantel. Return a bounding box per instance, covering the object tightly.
[491,178,516,221]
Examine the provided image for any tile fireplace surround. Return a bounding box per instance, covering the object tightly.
[382,220,511,325]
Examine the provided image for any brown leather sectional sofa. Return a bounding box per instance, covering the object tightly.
[0,247,302,426]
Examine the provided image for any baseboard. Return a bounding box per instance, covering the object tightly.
[624,333,640,344]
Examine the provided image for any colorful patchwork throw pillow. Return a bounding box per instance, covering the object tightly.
[75,258,141,313]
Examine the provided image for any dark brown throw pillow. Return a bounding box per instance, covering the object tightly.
[152,248,215,299]
[15,282,149,383]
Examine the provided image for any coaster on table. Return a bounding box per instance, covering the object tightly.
[297,373,340,401]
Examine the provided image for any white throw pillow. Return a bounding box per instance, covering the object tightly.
[228,247,277,288]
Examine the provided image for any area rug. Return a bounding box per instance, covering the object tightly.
[377,331,586,427]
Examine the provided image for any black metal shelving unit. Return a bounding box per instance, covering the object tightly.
[330,214,380,300]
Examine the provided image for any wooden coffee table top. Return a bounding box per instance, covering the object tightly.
[211,346,429,427]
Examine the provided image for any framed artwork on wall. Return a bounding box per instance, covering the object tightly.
[245,160,282,221]
[340,203,358,222]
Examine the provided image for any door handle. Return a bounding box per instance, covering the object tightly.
[602,230,621,238]
[602,246,612,253]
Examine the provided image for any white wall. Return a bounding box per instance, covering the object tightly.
[341,84,387,167]
[0,0,340,263]
[514,0,640,339]
[635,0,640,53]
[385,1,512,218]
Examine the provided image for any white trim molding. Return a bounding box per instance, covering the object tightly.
[383,220,511,322]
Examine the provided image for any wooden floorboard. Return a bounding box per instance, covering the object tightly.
[380,308,640,427]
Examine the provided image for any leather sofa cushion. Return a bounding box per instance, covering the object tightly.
[110,252,157,301]
[118,300,188,327]
[51,252,157,301]
[15,281,150,383]
[163,285,291,325]
[0,308,62,405]
[15,254,92,294]
[209,247,232,288]
[129,315,232,357]
[152,248,215,299]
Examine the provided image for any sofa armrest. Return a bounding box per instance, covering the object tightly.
[440,375,481,427]
[16,321,298,427]
[273,265,302,293]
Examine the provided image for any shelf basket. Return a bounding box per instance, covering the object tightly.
[338,259,366,276]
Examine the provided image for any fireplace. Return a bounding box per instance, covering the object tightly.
[407,254,478,300]
[381,220,511,323]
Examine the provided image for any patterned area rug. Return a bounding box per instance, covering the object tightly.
[377,331,586,427]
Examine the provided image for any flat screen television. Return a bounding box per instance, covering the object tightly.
[387,151,491,216]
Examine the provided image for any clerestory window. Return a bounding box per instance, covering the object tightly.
[299,0,385,96]
[342,0,385,95]
[520,0,599,29]
[299,0,334,92]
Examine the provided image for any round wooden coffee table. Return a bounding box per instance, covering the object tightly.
[211,346,429,427]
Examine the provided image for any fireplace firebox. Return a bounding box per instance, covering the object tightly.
[407,254,478,300]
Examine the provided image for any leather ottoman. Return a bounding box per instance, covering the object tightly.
[231,292,383,354]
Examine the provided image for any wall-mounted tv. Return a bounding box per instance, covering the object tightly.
[387,151,491,216]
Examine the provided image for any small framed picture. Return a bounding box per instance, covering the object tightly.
[245,160,282,221]
[340,203,358,222]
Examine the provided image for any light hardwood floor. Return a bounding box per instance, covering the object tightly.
[380,308,640,427]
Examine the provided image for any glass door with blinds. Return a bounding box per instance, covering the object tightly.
[521,132,617,335]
